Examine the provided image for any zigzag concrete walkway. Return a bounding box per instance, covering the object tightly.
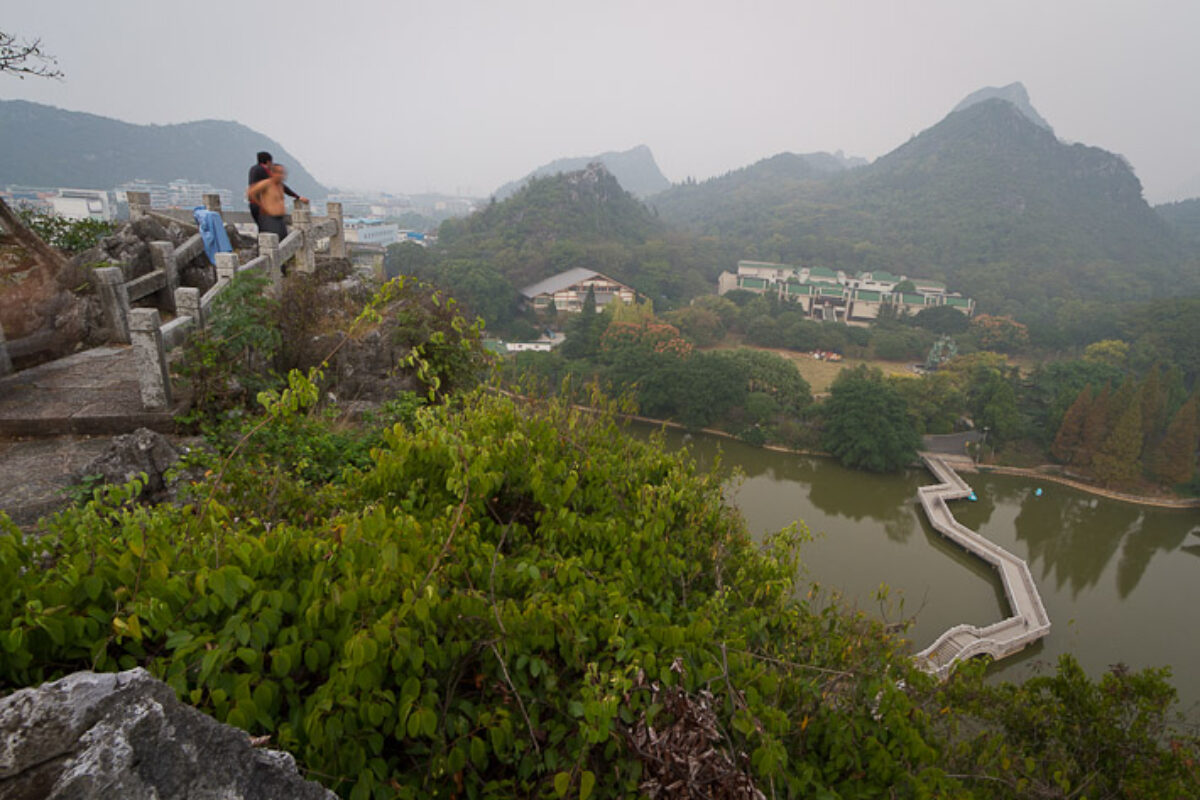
[914,454,1051,678]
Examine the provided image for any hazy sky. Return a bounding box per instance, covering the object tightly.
[4,0,1199,201]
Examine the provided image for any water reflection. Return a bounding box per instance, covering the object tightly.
[1005,481,1199,600]
[1116,518,1195,599]
[634,423,1200,706]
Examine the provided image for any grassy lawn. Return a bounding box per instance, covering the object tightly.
[709,343,916,394]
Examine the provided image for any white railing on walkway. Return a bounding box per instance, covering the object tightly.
[913,454,1051,679]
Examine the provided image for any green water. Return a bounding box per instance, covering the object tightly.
[638,425,1200,710]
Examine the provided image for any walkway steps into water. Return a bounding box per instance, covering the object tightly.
[913,453,1051,679]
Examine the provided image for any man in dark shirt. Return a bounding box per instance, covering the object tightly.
[248,151,307,227]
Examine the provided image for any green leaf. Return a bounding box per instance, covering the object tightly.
[580,770,595,800]
[553,771,570,797]
[82,575,104,601]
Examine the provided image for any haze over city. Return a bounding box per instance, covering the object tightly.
[3,0,1199,200]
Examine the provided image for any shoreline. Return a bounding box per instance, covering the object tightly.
[974,464,1200,510]
[618,413,1199,510]
[497,390,1199,511]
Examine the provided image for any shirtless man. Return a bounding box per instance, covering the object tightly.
[247,163,290,239]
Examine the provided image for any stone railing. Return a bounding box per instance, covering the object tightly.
[116,192,344,411]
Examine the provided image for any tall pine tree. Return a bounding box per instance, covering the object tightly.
[1052,385,1091,464]
[1092,396,1143,488]
[1137,364,1168,459]
[1151,393,1199,486]
[1076,383,1111,468]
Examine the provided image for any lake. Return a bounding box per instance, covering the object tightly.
[638,425,1200,711]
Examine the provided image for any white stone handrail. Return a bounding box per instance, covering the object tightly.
[913,454,1051,679]
[121,194,344,410]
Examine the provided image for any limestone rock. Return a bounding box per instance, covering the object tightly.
[78,427,181,496]
[0,669,335,800]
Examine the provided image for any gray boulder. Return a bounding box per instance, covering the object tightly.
[79,427,180,497]
[0,668,336,800]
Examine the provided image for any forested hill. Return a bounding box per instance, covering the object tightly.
[392,164,729,330]
[1157,198,1200,251]
[0,99,325,202]
[646,151,859,232]
[494,144,671,200]
[649,98,1192,318]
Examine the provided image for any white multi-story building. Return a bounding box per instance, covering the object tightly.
[717,260,974,323]
[343,217,399,246]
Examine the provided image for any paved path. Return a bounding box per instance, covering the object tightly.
[921,431,981,456]
[0,347,184,436]
[0,435,112,526]
[913,453,1051,679]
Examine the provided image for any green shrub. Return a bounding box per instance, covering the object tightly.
[1,389,949,798]
[16,207,116,253]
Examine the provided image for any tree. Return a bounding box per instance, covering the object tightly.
[639,351,748,429]
[1083,339,1130,369]
[1137,364,1169,456]
[971,314,1030,354]
[821,366,921,472]
[894,279,917,294]
[711,348,812,413]
[1092,395,1143,488]
[560,287,605,360]
[1052,386,1091,464]
[0,30,63,79]
[913,304,970,335]
[1151,393,1199,486]
[1076,383,1112,468]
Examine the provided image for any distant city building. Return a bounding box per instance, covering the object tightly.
[343,217,399,246]
[520,268,637,313]
[718,260,973,324]
[115,179,232,210]
[166,179,232,210]
[48,188,116,221]
[116,181,171,208]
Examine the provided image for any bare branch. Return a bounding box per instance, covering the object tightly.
[0,31,64,80]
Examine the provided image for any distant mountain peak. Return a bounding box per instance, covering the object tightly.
[952,82,1053,133]
[495,145,670,200]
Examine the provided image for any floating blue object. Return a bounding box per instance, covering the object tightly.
[968,491,978,502]
[1035,487,1043,497]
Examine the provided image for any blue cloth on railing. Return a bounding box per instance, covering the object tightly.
[193,207,232,265]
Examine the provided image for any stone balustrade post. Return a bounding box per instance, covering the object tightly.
[0,321,12,377]
[258,232,282,295]
[92,266,131,344]
[129,308,172,411]
[292,199,315,275]
[214,251,239,288]
[202,193,223,213]
[149,241,180,313]
[175,287,203,333]
[127,191,151,221]
[326,201,346,259]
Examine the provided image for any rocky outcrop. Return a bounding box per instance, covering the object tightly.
[1,215,253,368]
[78,427,182,498]
[0,669,336,800]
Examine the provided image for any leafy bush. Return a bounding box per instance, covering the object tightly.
[16,207,115,253]
[3,384,1197,797]
[173,270,281,416]
[0,388,949,798]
